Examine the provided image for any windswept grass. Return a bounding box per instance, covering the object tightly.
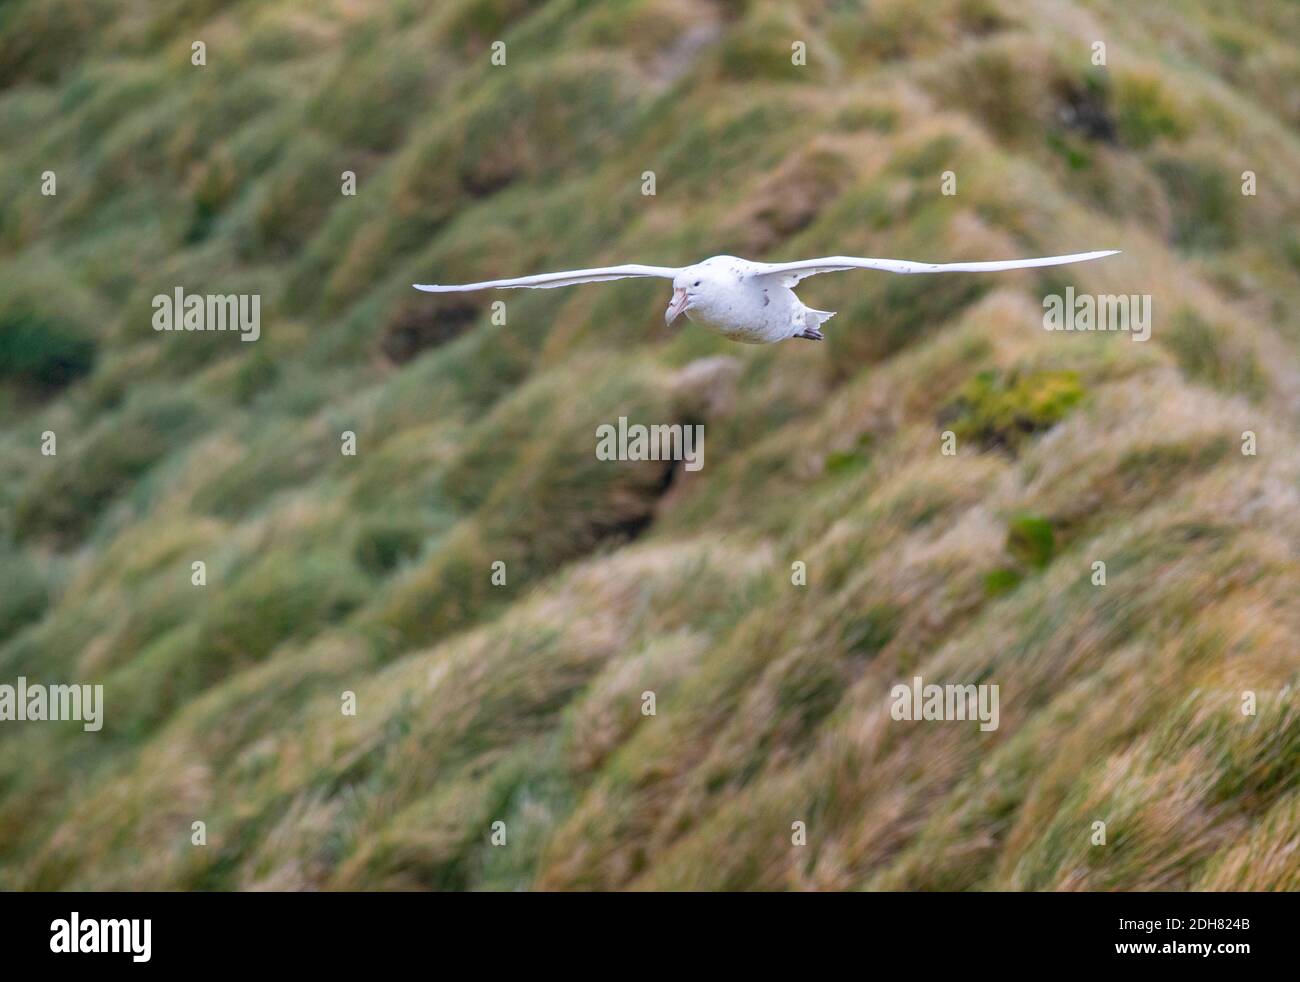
[0,0,1297,891]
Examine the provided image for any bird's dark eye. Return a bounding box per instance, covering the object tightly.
[693,280,700,287]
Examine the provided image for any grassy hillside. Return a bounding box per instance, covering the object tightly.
[0,0,1297,890]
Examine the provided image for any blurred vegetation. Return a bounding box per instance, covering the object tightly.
[939,367,1085,452]
[0,0,1297,891]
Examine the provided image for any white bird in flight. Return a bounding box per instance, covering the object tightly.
[415,250,1119,345]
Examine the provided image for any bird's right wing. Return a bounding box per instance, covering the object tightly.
[414,264,680,292]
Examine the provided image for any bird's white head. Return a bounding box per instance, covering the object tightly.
[665,259,734,326]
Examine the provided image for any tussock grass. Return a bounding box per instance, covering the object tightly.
[1,0,1297,892]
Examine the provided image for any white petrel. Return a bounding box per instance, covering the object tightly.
[415,250,1118,345]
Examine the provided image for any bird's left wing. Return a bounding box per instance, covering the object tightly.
[745,250,1119,287]
[415,264,680,292]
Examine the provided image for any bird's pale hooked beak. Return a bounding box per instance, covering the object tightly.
[665,288,689,326]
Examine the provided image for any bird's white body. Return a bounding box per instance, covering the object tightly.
[414,249,1119,345]
[672,256,833,344]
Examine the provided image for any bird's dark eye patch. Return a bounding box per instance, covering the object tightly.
[693,280,701,286]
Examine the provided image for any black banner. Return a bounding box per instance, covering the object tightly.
[0,890,1288,970]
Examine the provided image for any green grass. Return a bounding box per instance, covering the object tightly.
[0,0,1297,892]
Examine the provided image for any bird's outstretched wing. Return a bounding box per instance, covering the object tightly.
[414,264,680,292]
[746,250,1119,287]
